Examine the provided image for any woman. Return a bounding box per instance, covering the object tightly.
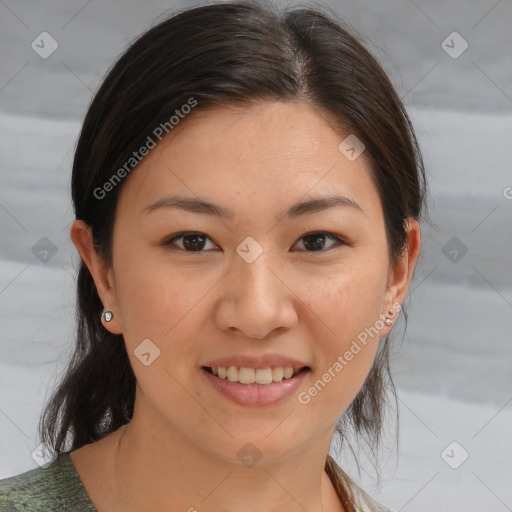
[0,1,424,510]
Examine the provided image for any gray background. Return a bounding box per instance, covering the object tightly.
[1,1,511,511]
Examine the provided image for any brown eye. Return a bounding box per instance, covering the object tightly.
[164,232,217,252]
[292,232,345,252]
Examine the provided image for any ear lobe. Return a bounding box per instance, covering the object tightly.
[70,220,123,335]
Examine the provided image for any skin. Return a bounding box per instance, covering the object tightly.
[70,101,421,512]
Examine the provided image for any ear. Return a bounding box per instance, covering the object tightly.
[70,220,123,335]
[381,218,421,334]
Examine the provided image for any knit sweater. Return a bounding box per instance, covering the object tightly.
[0,452,393,511]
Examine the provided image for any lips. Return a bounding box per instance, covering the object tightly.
[199,354,311,405]
[200,365,310,406]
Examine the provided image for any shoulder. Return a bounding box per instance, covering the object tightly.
[326,455,395,512]
[0,452,97,511]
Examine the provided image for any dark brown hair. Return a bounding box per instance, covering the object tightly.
[39,0,426,482]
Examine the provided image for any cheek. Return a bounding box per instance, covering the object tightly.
[113,256,209,401]
[298,289,383,423]
[298,248,389,337]
[112,248,202,342]
[294,255,388,413]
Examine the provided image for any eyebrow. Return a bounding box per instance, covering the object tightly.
[143,194,363,219]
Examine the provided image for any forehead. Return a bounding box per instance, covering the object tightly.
[116,101,381,220]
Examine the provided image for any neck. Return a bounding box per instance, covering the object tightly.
[105,398,343,512]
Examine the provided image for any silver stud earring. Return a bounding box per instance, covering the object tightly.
[102,311,113,322]
[385,307,398,326]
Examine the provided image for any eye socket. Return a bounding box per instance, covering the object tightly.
[163,232,219,252]
[162,231,346,253]
[291,231,345,252]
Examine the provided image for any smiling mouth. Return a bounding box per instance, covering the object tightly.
[202,366,310,386]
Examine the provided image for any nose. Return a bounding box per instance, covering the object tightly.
[214,249,298,340]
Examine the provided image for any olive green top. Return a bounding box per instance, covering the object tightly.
[0,452,393,511]
[0,452,96,511]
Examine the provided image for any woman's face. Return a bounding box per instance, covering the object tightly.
[91,101,417,464]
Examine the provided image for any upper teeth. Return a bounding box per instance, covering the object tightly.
[211,366,299,384]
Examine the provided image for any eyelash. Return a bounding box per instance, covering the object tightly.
[162,231,347,254]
